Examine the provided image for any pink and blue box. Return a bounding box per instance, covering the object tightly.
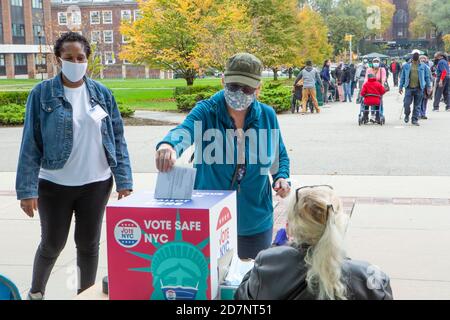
[106,190,238,300]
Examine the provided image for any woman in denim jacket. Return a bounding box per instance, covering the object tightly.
[15,32,133,299]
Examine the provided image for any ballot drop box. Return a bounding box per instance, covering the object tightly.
[106,190,237,300]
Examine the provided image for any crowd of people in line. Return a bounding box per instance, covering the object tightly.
[291,50,450,126]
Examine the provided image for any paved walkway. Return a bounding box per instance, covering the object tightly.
[1,172,450,299]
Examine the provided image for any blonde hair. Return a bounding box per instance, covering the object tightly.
[287,187,349,300]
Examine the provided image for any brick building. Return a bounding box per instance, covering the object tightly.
[0,0,54,79]
[366,0,438,56]
[50,0,172,79]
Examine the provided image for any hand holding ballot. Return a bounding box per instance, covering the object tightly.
[155,143,177,172]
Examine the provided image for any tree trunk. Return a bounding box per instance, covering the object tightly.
[436,31,444,51]
[272,68,278,81]
[185,76,195,86]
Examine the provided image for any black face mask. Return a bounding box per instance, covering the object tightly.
[434,58,440,65]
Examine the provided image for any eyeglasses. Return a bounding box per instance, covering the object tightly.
[226,83,257,96]
[295,185,333,203]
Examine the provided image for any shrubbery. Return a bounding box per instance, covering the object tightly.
[174,85,221,112]
[0,104,26,125]
[259,82,291,113]
[117,103,135,118]
[0,91,29,106]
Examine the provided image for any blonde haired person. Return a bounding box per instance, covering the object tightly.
[235,185,393,300]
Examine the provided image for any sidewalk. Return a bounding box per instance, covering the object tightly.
[1,172,450,299]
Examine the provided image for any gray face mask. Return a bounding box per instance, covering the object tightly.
[224,88,255,111]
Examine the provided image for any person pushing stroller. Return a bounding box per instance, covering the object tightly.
[360,73,386,124]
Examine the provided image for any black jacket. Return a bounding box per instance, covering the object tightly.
[235,245,393,300]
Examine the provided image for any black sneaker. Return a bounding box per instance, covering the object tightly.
[404,115,410,123]
[412,121,420,126]
[421,116,428,120]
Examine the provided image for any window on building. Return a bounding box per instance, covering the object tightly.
[91,30,101,43]
[90,11,100,24]
[0,54,5,76]
[33,25,45,44]
[0,24,3,44]
[102,11,112,24]
[71,11,81,25]
[121,10,132,21]
[35,53,46,66]
[32,0,43,9]
[431,30,436,39]
[14,53,27,75]
[134,9,141,20]
[12,24,25,37]
[122,35,130,44]
[11,0,23,7]
[123,59,131,65]
[58,12,68,25]
[103,30,113,43]
[104,51,115,65]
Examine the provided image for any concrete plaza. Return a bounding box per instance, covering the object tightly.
[1,82,450,299]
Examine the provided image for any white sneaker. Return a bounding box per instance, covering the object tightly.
[27,291,44,300]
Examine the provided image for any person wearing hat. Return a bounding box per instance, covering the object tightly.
[360,73,386,123]
[364,57,386,85]
[432,51,450,111]
[155,53,291,259]
[399,50,432,126]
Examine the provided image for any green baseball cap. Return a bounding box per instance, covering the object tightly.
[224,53,263,89]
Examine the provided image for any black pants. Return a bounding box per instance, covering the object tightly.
[31,177,113,295]
[433,77,450,110]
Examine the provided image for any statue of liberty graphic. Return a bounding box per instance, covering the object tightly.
[126,210,210,300]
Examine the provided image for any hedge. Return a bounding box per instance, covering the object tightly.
[0,91,29,106]
[0,104,26,125]
[174,85,222,112]
[174,83,292,113]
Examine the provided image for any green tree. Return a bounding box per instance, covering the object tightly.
[410,0,450,51]
[246,0,299,80]
[87,43,103,79]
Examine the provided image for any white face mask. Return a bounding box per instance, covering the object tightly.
[60,58,87,83]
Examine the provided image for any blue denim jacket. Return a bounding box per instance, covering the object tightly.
[16,73,133,200]
[399,62,432,90]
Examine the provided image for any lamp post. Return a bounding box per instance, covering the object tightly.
[38,31,43,81]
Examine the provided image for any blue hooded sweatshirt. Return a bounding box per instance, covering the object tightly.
[157,90,290,236]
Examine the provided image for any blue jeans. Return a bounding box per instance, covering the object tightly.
[420,89,429,117]
[343,82,352,101]
[404,87,423,122]
[238,227,273,259]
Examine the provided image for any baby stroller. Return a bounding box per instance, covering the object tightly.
[291,85,315,113]
[358,94,385,126]
[326,81,337,103]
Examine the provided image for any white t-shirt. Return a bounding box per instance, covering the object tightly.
[39,83,112,186]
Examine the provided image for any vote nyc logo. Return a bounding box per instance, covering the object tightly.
[114,219,142,248]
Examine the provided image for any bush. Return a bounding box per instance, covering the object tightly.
[173,85,222,98]
[259,86,292,113]
[0,104,26,125]
[0,91,29,106]
[117,103,135,118]
[174,86,220,112]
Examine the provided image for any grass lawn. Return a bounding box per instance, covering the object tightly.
[0,77,292,111]
[0,78,223,111]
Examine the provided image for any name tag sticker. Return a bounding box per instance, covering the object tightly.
[89,105,108,122]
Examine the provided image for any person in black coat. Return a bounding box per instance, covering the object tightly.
[235,186,393,300]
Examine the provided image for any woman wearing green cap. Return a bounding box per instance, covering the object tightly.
[155,53,291,259]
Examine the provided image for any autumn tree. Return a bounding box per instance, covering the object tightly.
[245,0,299,80]
[120,0,249,85]
[409,0,450,51]
[295,6,333,67]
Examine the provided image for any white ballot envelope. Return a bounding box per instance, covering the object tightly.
[154,166,197,200]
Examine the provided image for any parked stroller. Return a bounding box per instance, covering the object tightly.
[291,85,314,113]
[358,94,385,126]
